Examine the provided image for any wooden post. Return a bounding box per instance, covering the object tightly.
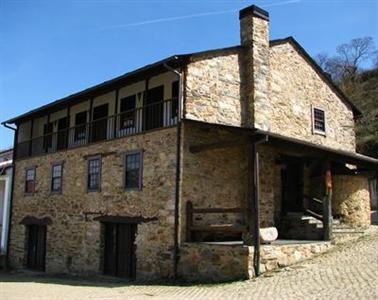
[322,161,333,241]
[186,201,193,242]
[88,98,94,143]
[113,89,119,139]
[247,139,261,276]
[28,119,34,157]
[66,106,71,148]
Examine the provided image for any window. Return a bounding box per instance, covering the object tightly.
[87,156,101,191]
[25,168,36,194]
[124,151,143,190]
[312,107,326,134]
[51,163,63,193]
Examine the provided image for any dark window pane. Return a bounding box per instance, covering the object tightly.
[313,108,325,132]
[88,158,101,191]
[125,153,141,189]
[51,164,62,192]
[25,169,35,193]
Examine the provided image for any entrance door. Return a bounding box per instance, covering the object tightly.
[144,85,164,130]
[104,223,136,279]
[91,104,109,142]
[27,225,46,271]
[57,117,68,150]
[282,163,304,213]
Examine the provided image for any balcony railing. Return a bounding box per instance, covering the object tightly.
[16,99,178,159]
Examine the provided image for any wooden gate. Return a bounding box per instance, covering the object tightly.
[103,223,136,279]
[26,225,46,271]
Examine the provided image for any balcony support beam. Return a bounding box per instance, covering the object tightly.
[28,119,34,157]
[88,98,94,143]
[66,106,71,148]
[113,89,119,139]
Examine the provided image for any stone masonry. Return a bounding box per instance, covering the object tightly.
[333,175,371,227]
[9,128,177,279]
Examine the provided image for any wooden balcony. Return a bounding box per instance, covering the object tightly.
[16,99,178,160]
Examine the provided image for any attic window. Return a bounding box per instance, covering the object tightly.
[312,107,326,134]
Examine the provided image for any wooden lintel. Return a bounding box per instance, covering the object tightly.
[189,139,246,153]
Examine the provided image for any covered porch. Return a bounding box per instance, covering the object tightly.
[179,120,378,278]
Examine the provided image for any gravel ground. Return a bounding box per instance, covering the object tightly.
[1,234,377,300]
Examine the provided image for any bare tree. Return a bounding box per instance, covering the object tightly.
[336,37,375,78]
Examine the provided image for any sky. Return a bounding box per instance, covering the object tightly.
[0,0,377,149]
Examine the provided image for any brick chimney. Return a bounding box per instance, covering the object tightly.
[239,5,271,130]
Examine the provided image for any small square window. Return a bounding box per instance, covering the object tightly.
[124,151,143,190]
[87,157,101,192]
[25,168,36,194]
[313,107,326,134]
[51,164,63,193]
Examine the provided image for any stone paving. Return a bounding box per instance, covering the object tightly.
[1,234,377,300]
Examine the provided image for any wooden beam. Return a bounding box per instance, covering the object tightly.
[246,138,261,277]
[113,89,119,139]
[189,139,246,153]
[28,119,34,157]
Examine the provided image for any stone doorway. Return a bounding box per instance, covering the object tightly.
[103,223,137,279]
[26,224,46,271]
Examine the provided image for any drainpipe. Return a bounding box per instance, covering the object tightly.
[163,62,183,279]
[1,122,17,269]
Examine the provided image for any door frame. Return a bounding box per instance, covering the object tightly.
[102,222,137,279]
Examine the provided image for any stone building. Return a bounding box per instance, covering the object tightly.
[2,5,377,281]
[0,148,13,266]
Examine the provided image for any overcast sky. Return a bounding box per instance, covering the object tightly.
[1,0,377,148]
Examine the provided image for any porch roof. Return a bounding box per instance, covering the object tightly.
[186,119,378,171]
[256,129,378,170]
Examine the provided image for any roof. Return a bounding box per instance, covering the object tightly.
[186,119,378,170]
[2,37,360,125]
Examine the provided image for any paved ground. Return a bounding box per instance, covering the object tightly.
[1,235,378,300]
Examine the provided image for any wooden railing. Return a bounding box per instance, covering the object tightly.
[186,201,247,242]
[303,195,323,221]
[16,99,178,159]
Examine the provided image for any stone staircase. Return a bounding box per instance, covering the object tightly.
[279,212,367,242]
[279,212,324,240]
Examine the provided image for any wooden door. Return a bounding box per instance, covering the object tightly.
[144,85,164,130]
[282,163,304,213]
[57,117,68,150]
[92,104,109,142]
[27,225,46,271]
[104,223,136,279]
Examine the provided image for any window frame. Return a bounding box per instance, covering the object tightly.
[312,105,326,136]
[87,155,102,192]
[24,167,36,195]
[50,162,63,194]
[123,150,143,191]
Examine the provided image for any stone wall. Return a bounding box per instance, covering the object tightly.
[185,49,245,127]
[180,123,282,242]
[180,123,247,242]
[9,127,177,279]
[333,175,371,227]
[269,42,356,152]
[178,240,332,282]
